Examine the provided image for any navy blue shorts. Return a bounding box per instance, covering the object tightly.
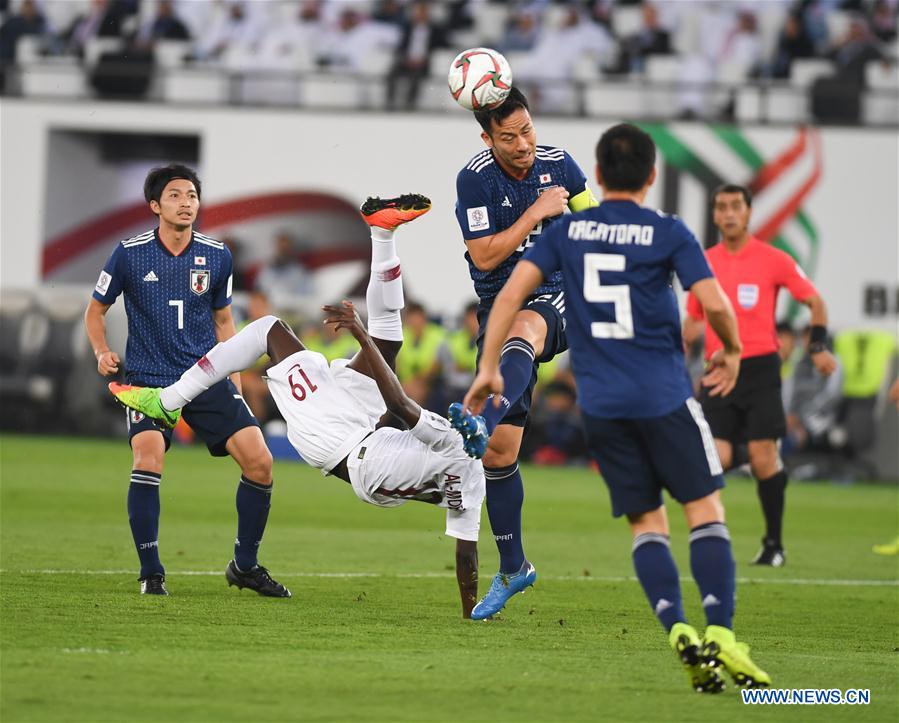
[476,290,568,427]
[582,399,725,518]
[126,379,259,457]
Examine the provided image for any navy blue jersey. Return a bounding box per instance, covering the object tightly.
[93,228,233,386]
[524,200,713,419]
[455,145,590,302]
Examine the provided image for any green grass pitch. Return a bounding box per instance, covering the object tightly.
[1,434,897,722]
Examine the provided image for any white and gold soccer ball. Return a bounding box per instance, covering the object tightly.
[447,47,513,112]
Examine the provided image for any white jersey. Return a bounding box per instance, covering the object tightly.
[265,350,386,473]
[346,411,485,542]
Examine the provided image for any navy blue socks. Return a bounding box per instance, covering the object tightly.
[234,476,272,572]
[484,463,526,574]
[481,338,535,435]
[632,532,685,632]
[689,522,736,629]
[128,470,163,579]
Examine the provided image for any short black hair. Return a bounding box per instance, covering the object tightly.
[595,123,656,192]
[143,164,202,204]
[712,183,752,207]
[474,86,530,135]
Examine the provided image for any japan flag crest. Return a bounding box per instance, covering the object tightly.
[190,269,210,295]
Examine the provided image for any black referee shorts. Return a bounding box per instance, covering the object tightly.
[698,352,786,443]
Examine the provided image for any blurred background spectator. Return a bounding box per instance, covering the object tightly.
[397,301,444,407]
[238,290,275,423]
[437,301,479,408]
[254,231,313,307]
[0,0,47,63]
[610,1,671,74]
[386,0,446,110]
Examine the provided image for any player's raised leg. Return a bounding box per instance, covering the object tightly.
[358,193,487,455]
[109,315,283,422]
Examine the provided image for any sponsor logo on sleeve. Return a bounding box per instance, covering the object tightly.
[95,271,112,295]
[737,283,759,309]
[467,206,489,232]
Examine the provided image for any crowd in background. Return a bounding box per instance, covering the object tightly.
[1,0,896,119]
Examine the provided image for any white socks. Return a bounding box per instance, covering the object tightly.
[160,315,279,410]
[366,227,404,342]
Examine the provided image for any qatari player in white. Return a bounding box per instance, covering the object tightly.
[110,196,485,617]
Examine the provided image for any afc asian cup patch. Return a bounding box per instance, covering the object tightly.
[467,206,489,232]
[95,270,112,295]
[737,283,759,309]
[190,268,210,295]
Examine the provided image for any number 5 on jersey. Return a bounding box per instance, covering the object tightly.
[288,364,318,401]
[583,253,634,339]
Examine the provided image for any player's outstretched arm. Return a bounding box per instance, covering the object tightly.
[465,187,569,271]
[323,301,421,428]
[213,306,244,392]
[455,539,478,619]
[84,298,120,376]
[690,277,742,397]
[463,260,544,414]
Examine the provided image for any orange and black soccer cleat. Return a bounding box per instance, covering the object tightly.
[360,194,431,230]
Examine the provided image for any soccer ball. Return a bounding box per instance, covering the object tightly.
[447,47,513,112]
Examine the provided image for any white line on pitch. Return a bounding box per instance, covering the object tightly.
[1,569,896,587]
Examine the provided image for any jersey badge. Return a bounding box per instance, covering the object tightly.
[539,173,552,184]
[737,283,759,309]
[143,271,159,282]
[501,196,512,208]
[95,270,112,295]
[467,206,489,232]
[194,256,206,265]
[190,269,210,295]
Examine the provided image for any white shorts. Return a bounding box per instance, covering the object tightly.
[266,350,386,473]
[346,416,485,542]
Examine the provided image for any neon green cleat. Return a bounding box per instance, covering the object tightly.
[669,622,725,693]
[702,625,772,688]
[872,536,899,555]
[108,382,181,429]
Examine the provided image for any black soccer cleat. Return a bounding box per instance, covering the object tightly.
[751,539,786,567]
[140,573,168,595]
[225,560,291,598]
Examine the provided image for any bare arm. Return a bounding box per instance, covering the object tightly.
[84,298,120,376]
[690,277,742,397]
[213,306,242,392]
[322,302,421,428]
[463,260,544,414]
[682,315,705,347]
[465,187,569,271]
[800,295,838,376]
[455,539,478,619]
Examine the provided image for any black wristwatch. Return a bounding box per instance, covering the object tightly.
[808,342,828,355]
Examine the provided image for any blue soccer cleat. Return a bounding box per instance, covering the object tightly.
[470,561,537,620]
[447,402,488,459]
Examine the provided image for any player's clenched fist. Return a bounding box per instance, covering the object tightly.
[530,186,569,221]
[96,349,120,376]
